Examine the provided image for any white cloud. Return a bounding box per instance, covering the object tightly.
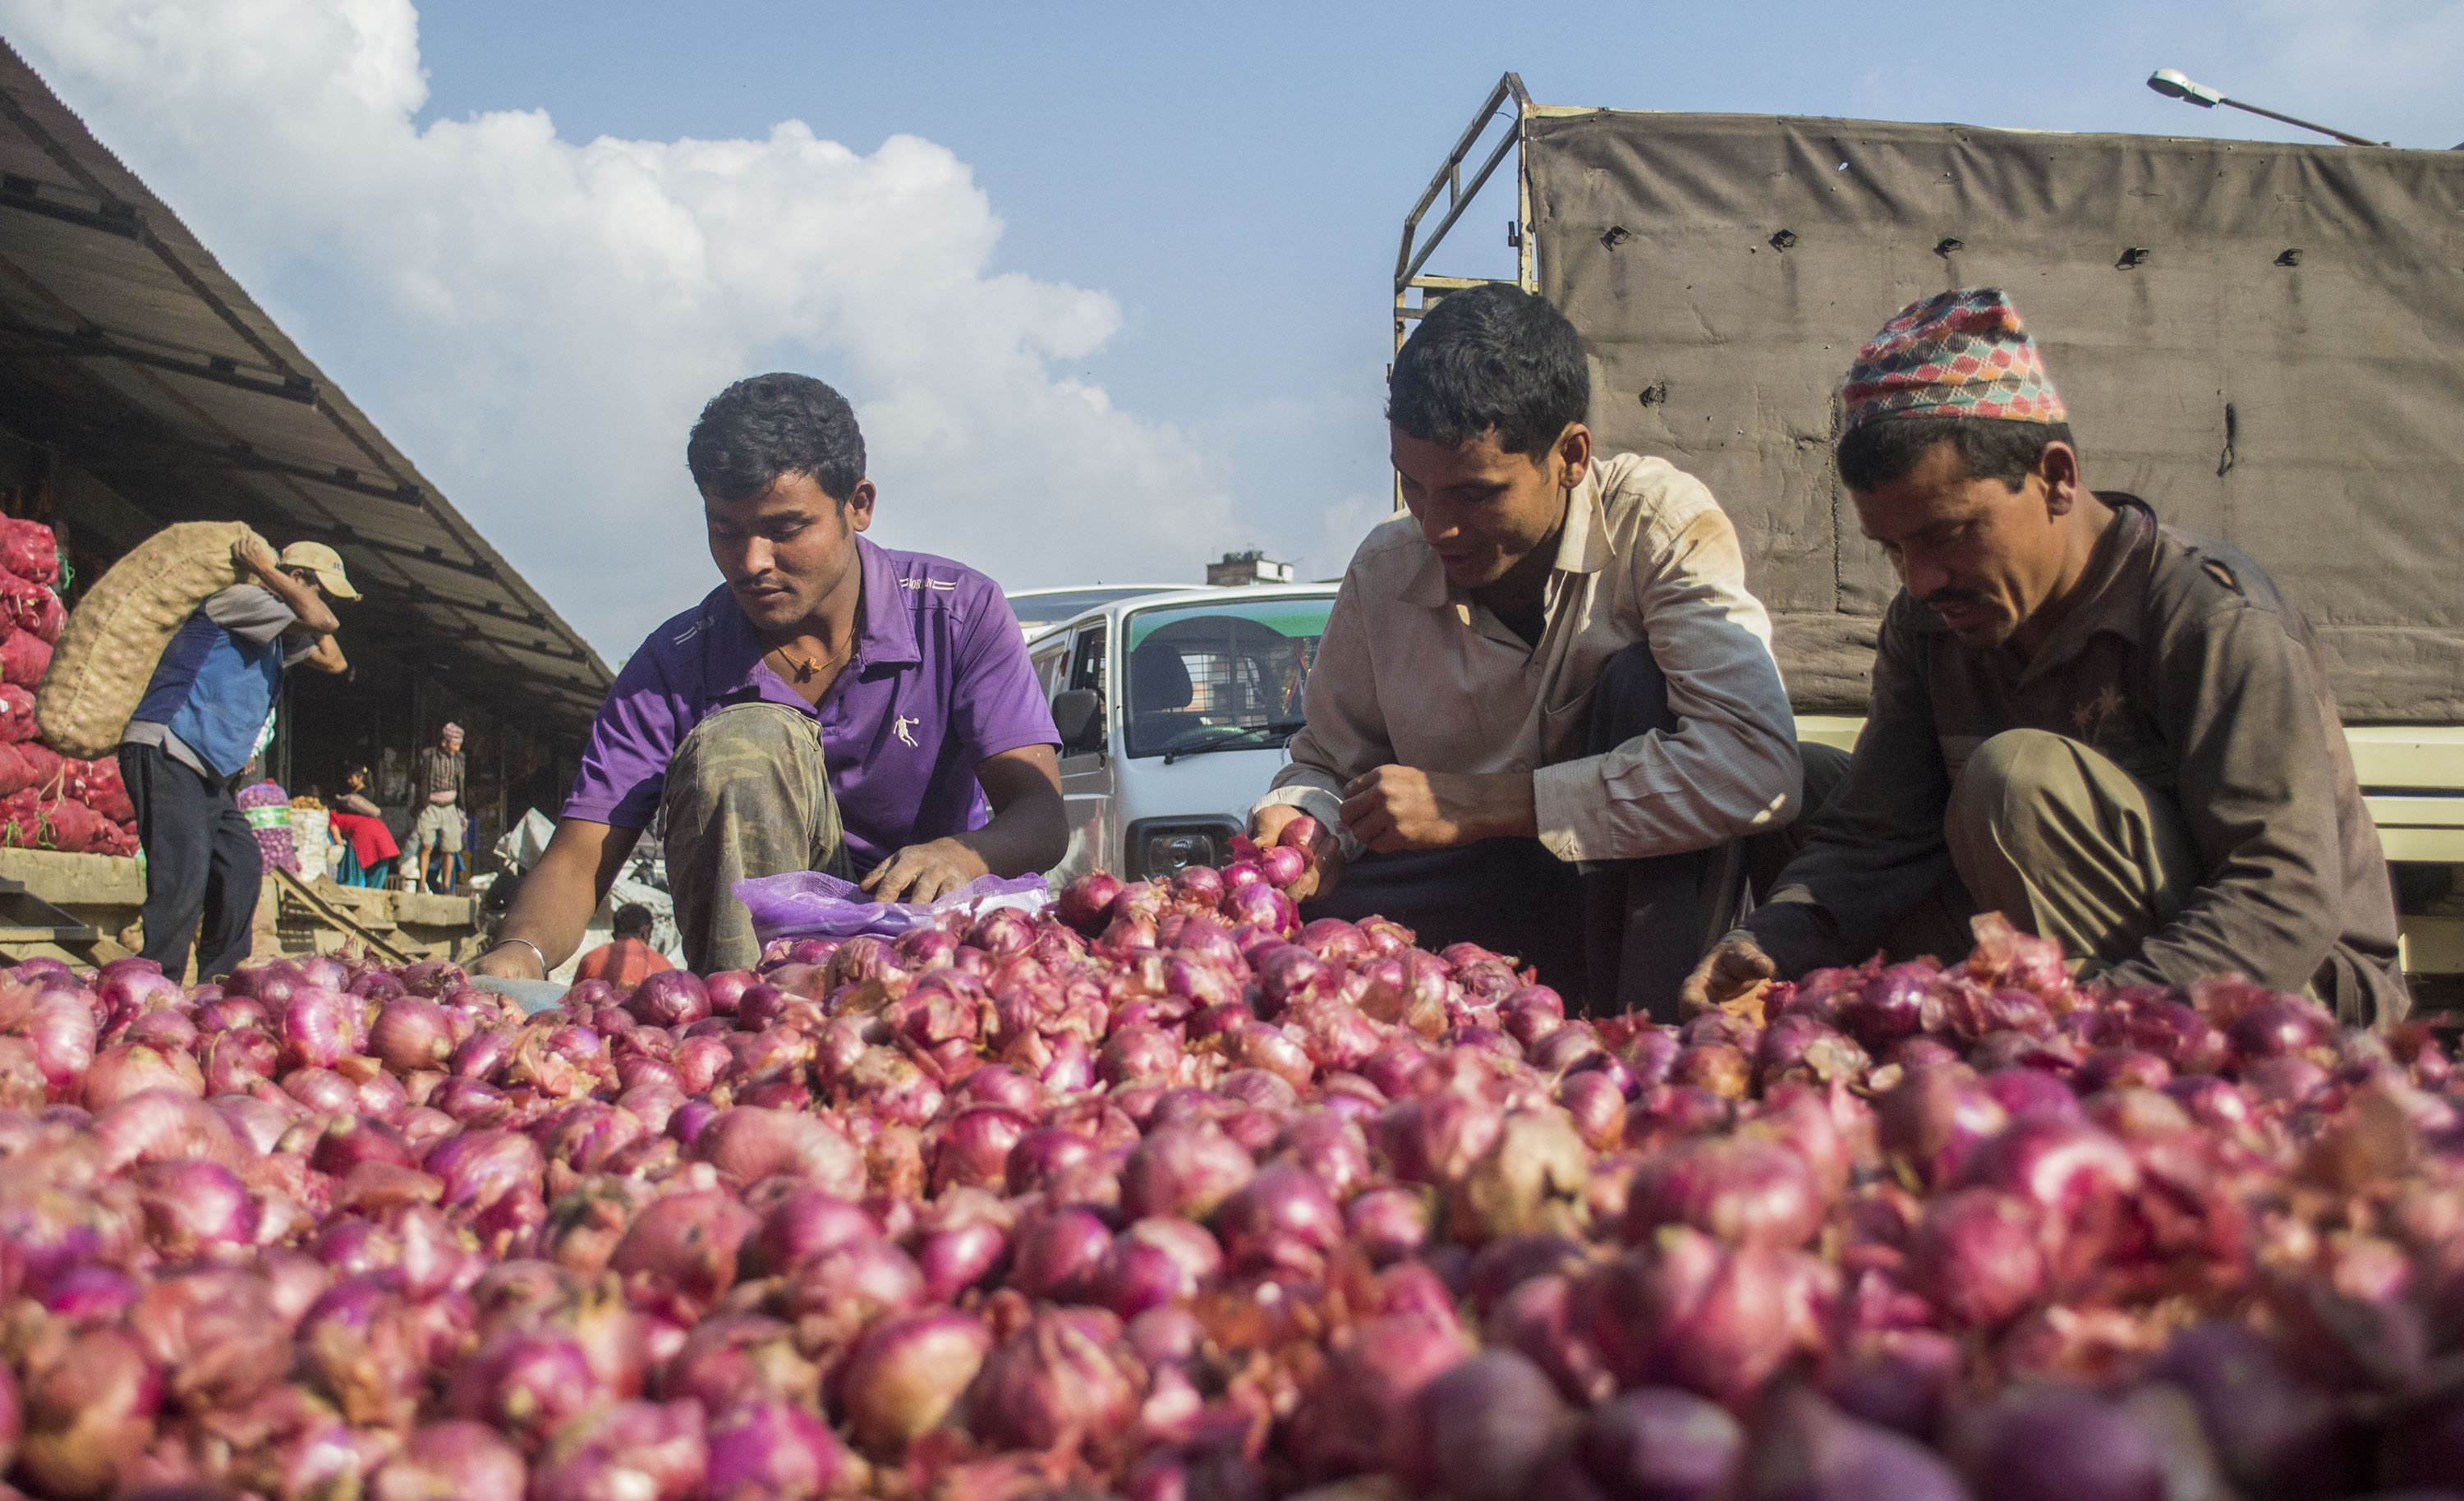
[1,0,1241,654]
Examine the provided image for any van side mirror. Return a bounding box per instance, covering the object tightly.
[1051,689,1103,753]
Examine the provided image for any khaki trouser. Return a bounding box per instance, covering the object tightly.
[1793,728,2204,974]
[660,702,852,973]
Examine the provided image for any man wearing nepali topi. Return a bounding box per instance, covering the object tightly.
[1685,289,2408,1025]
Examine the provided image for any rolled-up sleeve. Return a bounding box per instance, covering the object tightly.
[1532,500,1802,862]
[1255,571,1388,861]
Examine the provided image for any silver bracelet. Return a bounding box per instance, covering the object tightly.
[486,937,549,975]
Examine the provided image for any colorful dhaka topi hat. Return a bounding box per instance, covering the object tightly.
[1841,287,2068,429]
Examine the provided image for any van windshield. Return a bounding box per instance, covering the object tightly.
[1120,595,1333,759]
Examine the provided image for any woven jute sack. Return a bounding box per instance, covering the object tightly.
[36,521,267,759]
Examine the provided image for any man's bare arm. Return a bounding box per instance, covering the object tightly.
[299,635,347,674]
[863,745,1067,904]
[473,819,643,979]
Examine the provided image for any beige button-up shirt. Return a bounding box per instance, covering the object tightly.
[1257,452,1802,865]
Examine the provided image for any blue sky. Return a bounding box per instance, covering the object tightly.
[8,0,2456,652]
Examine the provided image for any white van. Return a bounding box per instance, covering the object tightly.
[1007,584,1192,640]
[1023,585,1340,883]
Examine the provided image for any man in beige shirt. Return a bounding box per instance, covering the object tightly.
[1252,284,1802,1016]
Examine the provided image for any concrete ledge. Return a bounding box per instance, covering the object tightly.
[0,848,144,906]
[393,890,479,926]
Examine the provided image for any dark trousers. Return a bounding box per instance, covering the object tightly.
[1303,641,1749,1020]
[118,742,262,981]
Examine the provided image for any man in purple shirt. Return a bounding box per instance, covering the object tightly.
[474,374,1065,975]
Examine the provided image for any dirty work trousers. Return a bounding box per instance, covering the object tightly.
[660,702,851,973]
[1793,727,2203,973]
[1301,640,1754,1020]
[118,741,262,982]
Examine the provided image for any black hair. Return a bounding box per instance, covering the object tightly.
[1836,415,2076,494]
[687,373,867,504]
[1386,283,1590,461]
[613,903,655,939]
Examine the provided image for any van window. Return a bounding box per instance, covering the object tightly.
[1028,637,1069,698]
[1120,596,1331,758]
[1068,624,1106,695]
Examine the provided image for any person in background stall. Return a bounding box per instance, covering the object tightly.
[573,902,674,989]
[1249,284,1804,1018]
[471,373,1064,979]
[326,764,399,888]
[118,537,353,979]
[1684,288,2409,1025]
[409,723,466,893]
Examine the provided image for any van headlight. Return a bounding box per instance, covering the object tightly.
[1127,818,1241,879]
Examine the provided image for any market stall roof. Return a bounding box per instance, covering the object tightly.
[0,42,614,737]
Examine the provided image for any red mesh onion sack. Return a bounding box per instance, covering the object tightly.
[1,631,49,689]
[0,684,32,743]
[0,520,59,585]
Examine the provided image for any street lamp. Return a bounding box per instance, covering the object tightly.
[2146,68,2386,147]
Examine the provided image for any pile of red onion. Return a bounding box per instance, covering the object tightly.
[0,814,2460,1500]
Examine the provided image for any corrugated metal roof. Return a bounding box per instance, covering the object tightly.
[0,41,614,737]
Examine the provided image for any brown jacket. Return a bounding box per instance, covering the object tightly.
[1747,498,2407,1023]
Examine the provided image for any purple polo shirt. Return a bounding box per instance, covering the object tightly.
[563,538,1058,872]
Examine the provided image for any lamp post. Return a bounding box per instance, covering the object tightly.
[2146,69,2386,147]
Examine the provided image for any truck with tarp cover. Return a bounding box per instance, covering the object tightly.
[1393,75,2464,984]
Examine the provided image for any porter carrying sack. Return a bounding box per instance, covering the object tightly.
[35,521,267,759]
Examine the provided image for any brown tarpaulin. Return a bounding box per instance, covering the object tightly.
[1528,110,2464,722]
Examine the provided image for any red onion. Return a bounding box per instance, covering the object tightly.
[1909,1188,2043,1328]
[371,997,457,1073]
[1573,1385,1744,1501]
[80,1040,205,1110]
[1623,1134,1824,1249]
[370,1421,528,1501]
[1945,1386,2163,1501]
[744,1187,878,1276]
[1291,1312,1469,1480]
[706,1398,867,1499]
[933,1103,1035,1192]
[917,1218,1009,1301]
[1390,1349,1570,1501]
[425,1127,545,1208]
[15,1325,161,1498]
[136,1158,258,1251]
[610,1188,759,1306]
[968,1307,1142,1453]
[1011,1208,1114,1302]
[1588,1228,1828,1408]
[692,1108,863,1195]
[1736,1384,1970,1501]
[839,1308,994,1453]
[1878,1066,2008,1188]
[1486,1271,1615,1405]
[527,1398,706,1501]
[1122,1122,1255,1220]
[1215,1161,1343,1274]
[449,1325,609,1446]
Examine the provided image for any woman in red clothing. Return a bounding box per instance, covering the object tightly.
[574,902,674,989]
[327,766,400,888]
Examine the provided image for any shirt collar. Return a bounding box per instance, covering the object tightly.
[710,535,922,696]
[1396,463,1615,608]
[2023,494,2154,663]
[851,536,922,672]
